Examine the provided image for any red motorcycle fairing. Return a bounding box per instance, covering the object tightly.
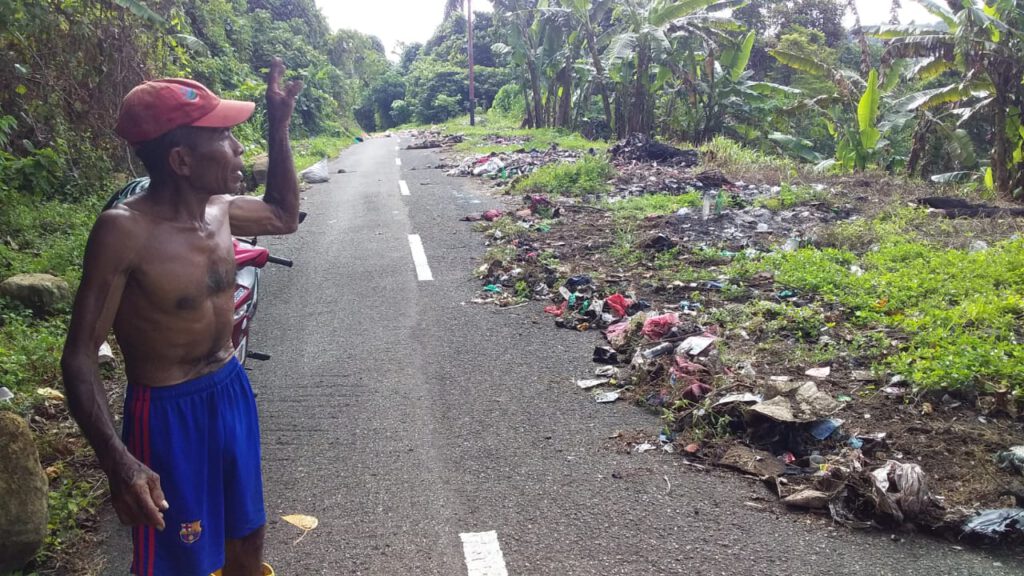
[234,238,270,268]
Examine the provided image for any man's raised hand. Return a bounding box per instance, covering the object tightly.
[266,57,304,129]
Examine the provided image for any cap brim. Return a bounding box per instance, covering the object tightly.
[191,99,256,129]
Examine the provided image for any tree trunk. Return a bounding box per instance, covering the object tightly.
[583,17,614,132]
[629,46,652,135]
[907,112,931,177]
[993,87,1011,195]
[521,81,534,128]
[555,50,574,128]
[527,59,545,128]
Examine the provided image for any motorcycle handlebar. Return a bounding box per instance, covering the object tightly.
[267,255,293,268]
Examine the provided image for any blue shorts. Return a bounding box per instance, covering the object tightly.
[122,358,265,576]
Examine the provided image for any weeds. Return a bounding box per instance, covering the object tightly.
[513,155,614,198]
[750,234,1024,393]
[755,183,827,212]
[606,191,702,221]
[700,136,800,183]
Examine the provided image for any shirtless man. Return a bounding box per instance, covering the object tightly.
[61,58,303,576]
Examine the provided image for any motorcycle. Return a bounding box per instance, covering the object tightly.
[104,177,298,367]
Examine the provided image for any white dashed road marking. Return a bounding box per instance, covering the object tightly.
[395,158,402,166]
[407,234,433,281]
[460,531,509,576]
[399,180,411,196]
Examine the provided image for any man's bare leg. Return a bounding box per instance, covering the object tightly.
[223,525,267,576]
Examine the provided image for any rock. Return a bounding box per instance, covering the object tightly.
[0,273,71,315]
[251,153,270,185]
[0,412,48,573]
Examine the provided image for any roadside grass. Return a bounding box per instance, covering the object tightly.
[754,183,828,212]
[512,155,614,198]
[440,115,608,154]
[700,136,802,185]
[606,192,702,221]
[291,134,354,172]
[726,208,1024,394]
[0,132,347,573]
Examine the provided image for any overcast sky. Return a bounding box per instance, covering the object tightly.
[314,1,939,60]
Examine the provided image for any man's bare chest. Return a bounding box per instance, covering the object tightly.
[126,226,236,313]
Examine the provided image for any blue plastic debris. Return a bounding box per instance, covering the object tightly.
[808,418,844,441]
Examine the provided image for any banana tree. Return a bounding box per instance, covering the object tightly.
[770,51,910,170]
[561,0,616,131]
[873,0,1024,194]
[603,0,747,137]
[492,0,547,127]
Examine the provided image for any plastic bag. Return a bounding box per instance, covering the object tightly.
[299,159,330,184]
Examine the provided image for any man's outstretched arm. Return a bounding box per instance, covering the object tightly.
[228,57,304,237]
[61,209,168,530]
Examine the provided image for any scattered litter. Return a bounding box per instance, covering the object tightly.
[676,335,716,357]
[593,346,619,364]
[808,418,843,441]
[718,445,786,478]
[595,366,618,377]
[282,514,319,544]
[0,387,12,402]
[851,370,874,381]
[577,378,610,390]
[35,387,64,402]
[595,391,621,404]
[641,313,679,340]
[995,446,1024,475]
[98,341,116,365]
[805,366,831,379]
[962,508,1024,541]
[784,489,831,510]
[298,159,330,184]
[750,381,840,422]
[714,393,763,407]
[869,461,934,523]
[636,443,656,454]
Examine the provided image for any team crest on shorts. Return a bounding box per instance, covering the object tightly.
[179,520,202,544]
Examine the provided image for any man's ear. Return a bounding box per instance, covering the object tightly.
[167,145,193,177]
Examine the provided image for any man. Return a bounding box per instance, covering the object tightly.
[61,58,303,576]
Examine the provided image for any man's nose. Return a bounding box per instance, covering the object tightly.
[230,134,244,156]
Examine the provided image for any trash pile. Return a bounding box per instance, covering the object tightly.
[609,133,700,167]
[447,148,583,179]
[532,272,1024,541]
[404,129,465,150]
[468,195,564,306]
[663,194,848,251]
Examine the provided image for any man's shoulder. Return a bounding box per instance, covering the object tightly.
[89,205,149,252]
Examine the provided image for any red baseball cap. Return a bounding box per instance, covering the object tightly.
[115,78,255,145]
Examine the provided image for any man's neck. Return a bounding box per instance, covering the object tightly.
[144,177,212,228]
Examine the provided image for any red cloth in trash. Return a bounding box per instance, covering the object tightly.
[545,302,567,317]
[641,313,679,340]
[681,382,713,402]
[605,294,631,318]
[482,209,503,221]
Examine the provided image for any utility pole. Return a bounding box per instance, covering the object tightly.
[467,0,476,126]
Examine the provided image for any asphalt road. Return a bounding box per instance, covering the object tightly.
[98,136,1023,576]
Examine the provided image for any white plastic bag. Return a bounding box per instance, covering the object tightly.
[299,159,330,184]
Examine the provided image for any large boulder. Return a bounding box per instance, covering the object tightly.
[0,412,49,573]
[251,153,270,186]
[0,274,71,315]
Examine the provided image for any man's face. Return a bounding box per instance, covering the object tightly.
[178,127,245,195]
